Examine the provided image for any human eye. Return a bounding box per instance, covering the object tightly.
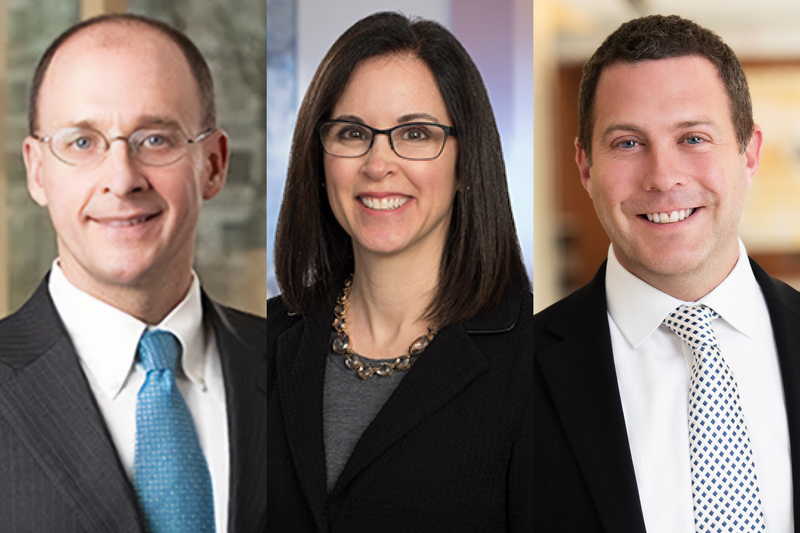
[73,136,94,150]
[59,129,102,152]
[684,136,705,145]
[614,138,640,149]
[398,124,433,142]
[336,124,370,142]
[137,129,180,150]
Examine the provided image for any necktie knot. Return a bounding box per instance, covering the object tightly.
[663,304,719,351]
[139,329,181,373]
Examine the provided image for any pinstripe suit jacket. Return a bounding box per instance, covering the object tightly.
[0,276,266,532]
[534,259,800,532]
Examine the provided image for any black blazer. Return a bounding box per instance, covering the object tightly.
[267,290,533,533]
[534,259,800,532]
[0,276,267,532]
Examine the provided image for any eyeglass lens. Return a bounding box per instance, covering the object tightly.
[320,122,449,160]
[49,127,192,166]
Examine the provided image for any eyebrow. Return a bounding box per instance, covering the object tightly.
[331,112,442,125]
[599,123,646,143]
[134,115,184,131]
[397,113,441,123]
[674,119,722,132]
[60,116,185,132]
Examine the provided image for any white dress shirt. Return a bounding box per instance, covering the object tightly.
[606,240,793,533]
[48,262,230,533]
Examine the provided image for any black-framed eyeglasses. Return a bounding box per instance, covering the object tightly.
[32,126,215,167]
[317,120,457,161]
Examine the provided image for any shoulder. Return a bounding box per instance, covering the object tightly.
[460,289,532,363]
[750,258,800,305]
[534,262,609,349]
[267,295,303,340]
[0,278,67,372]
[267,295,304,362]
[463,289,531,332]
[201,293,266,355]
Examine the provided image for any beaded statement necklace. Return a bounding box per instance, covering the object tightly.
[331,276,437,380]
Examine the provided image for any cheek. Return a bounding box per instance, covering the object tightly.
[322,157,354,190]
[41,176,92,223]
[594,162,636,204]
[412,160,456,196]
[168,180,202,213]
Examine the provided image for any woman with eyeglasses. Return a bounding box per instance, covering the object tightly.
[268,11,531,532]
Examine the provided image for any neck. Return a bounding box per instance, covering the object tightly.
[58,260,193,325]
[345,247,440,359]
[616,244,740,302]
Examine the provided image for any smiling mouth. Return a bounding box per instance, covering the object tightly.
[359,197,411,211]
[97,213,161,227]
[643,208,696,224]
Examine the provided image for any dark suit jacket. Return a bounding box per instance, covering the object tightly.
[267,289,533,533]
[0,276,267,533]
[534,258,800,532]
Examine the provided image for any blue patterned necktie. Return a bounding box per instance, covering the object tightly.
[134,329,215,533]
[663,305,766,532]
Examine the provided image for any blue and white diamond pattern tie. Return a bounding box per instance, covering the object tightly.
[134,329,215,533]
[663,305,766,532]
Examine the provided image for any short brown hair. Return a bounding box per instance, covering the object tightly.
[577,14,753,165]
[274,11,530,327]
[29,13,216,135]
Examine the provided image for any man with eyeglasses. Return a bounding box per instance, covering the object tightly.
[0,13,265,533]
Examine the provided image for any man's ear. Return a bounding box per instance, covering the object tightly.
[23,136,48,206]
[743,125,763,190]
[201,129,229,201]
[575,138,593,198]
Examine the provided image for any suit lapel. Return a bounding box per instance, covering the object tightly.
[536,263,647,532]
[330,321,490,497]
[0,281,141,532]
[204,295,267,533]
[751,260,800,531]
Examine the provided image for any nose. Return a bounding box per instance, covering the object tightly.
[100,138,150,196]
[640,143,687,192]
[362,133,397,181]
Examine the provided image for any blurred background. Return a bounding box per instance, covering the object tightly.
[0,0,266,318]
[535,0,800,311]
[267,0,533,300]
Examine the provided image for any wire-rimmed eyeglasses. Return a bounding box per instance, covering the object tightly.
[32,126,215,167]
[317,120,457,161]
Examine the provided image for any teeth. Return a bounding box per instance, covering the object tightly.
[108,215,149,227]
[359,197,410,211]
[645,208,695,224]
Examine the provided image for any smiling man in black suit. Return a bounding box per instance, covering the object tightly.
[535,15,800,532]
[0,14,265,533]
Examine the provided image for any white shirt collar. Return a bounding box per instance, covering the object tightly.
[48,260,208,399]
[606,238,758,349]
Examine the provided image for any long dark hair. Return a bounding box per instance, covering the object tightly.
[274,11,529,327]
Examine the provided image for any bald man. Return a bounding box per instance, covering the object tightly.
[0,14,265,533]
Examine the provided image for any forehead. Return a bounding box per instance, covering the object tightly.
[333,54,450,123]
[592,56,732,137]
[37,23,202,130]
